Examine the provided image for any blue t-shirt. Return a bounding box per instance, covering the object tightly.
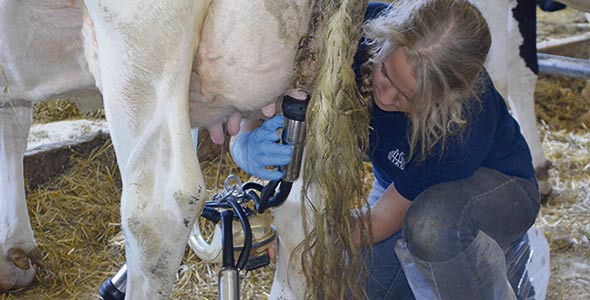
[358,3,536,201]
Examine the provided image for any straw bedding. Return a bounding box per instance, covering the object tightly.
[535,75,590,300]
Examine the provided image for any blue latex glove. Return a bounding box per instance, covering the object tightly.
[230,115,293,180]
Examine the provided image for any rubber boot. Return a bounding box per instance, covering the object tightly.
[395,231,517,300]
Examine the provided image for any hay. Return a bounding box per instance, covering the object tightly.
[537,7,589,43]
[534,76,590,300]
[3,128,273,300]
[33,99,105,124]
[33,100,83,123]
[537,126,590,300]
[3,140,122,300]
[535,75,590,132]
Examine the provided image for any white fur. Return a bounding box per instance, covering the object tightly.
[269,180,310,300]
[0,0,311,298]
[0,100,35,292]
[0,1,95,103]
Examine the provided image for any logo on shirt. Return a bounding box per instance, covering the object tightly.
[387,148,407,170]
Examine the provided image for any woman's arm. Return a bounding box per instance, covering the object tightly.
[354,183,412,247]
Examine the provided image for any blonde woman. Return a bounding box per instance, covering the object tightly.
[351,0,541,299]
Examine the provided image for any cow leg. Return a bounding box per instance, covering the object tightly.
[270,179,308,299]
[82,1,208,298]
[480,0,551,196]
[506,0,552,195]
[0,101,40,292]
[505,66,552,195]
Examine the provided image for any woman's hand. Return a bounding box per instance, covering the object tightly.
[230,115,293,180]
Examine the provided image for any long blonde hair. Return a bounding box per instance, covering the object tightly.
[362,0,491,160]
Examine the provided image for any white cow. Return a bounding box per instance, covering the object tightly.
[0,0,317,298]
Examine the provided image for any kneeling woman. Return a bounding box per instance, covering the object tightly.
[355,1,540,299]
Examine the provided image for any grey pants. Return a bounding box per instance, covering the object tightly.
[365,168,540,300]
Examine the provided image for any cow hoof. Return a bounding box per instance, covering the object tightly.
[535,160,553,202]
[0,247,42,293]
[538,179,553,203]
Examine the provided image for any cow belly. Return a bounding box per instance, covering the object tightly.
[0,0,94,103]
[188,0,312,127]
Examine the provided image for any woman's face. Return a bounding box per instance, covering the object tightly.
[371,47,416,112]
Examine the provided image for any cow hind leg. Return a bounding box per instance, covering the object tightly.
[507,0,552,196]
[506,69,552,195]
[83,1,208,298]
[0,101,41,292]
[270,179,308,299]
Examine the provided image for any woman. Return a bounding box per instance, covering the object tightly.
[232,0,540,299]
[353,1,540,299]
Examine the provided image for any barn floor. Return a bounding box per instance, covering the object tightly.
[2,6,589,300]
[535,76,590,299]
[534,7,590,299]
